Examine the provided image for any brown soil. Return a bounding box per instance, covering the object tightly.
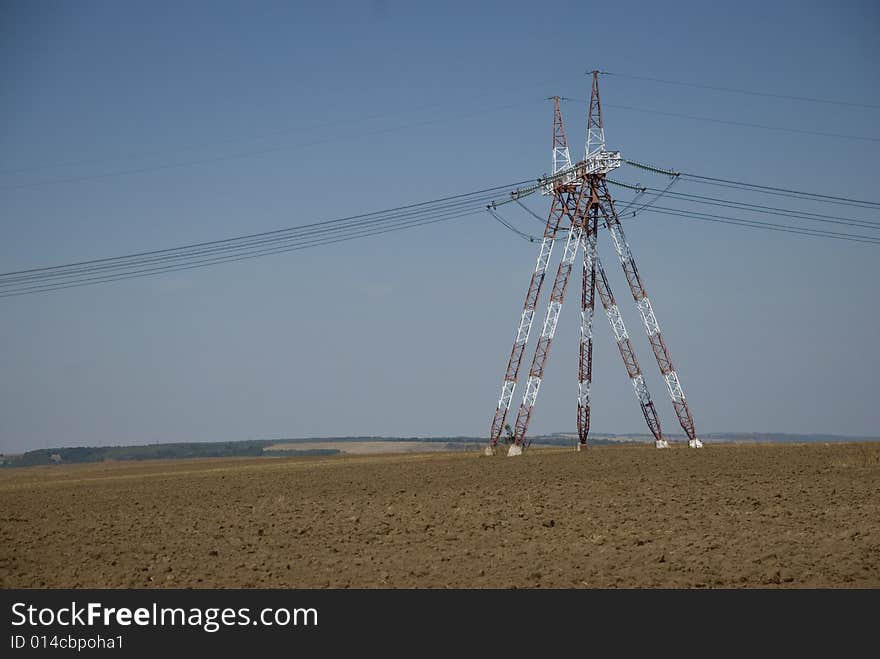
[1,443,878,588]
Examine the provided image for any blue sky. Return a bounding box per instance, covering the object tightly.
[1,0,878,452]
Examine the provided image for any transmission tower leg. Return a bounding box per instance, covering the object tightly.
[486,194,570,455]
[596,178,701,448]
[583,228,667,448]
[509,219,585,455]
[577,214,598,449]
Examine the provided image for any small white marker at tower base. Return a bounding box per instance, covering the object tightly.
[655,439,670,449]
[483,446,496,456]
[688,438,704,448]
[507,444,523,457]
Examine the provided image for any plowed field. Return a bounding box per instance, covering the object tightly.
[2,443,878,588]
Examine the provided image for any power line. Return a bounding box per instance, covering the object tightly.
[1,179,530,279]
[679,176,880,211]
[0,209,484,298]
[5,163,877,298]
[612,161,880,243]
[603,71,880,111]
[486,206,540,242]
[0,100,536,192]
[623,159,680,177]
[622,175,679,216]
[640,205,880,245]
[487,185,880,251]
[609,181,880,231]
[604,190,880,245]
[673,191,879,230]
[6,70,876,192]
[487,160,880,246]
[677,171,880,209]
[0,112,403,177]
[622,159,880,209]
[607,102,880,143]
[2,72,587,177]
[514,199,551,226]
[0,194,502,287]
[0,204,486,294]
[612,184,647,216]
[0,180,535,297]
[1,100,513,177]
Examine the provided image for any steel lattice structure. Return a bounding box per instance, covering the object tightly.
[487,72,703,456]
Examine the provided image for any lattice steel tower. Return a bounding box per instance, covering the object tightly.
[486,72,703,456]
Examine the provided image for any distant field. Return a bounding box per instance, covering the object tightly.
[1,443,878,588]
[266,441,472,454]
[264,440,556,454]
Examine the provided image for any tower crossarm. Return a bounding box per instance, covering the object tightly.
[594,177,698,443]
[541,152,621,195]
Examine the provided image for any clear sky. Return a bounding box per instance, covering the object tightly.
[1,0,878,453]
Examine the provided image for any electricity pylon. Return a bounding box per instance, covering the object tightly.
[487,72,702,456]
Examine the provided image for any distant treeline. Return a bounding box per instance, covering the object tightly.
[270,436,480,443]
[2,440,275,468]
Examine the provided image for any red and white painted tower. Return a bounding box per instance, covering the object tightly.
[486,72,702,455]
